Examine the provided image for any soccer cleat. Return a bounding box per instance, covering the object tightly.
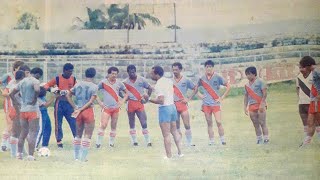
[257,139,263,144]
[57,143,63,149]
[189,144,196,147]
[109,144,114,147]
[133,142,139,146]
[16,153,23,160]
[208,142,214,146]
[221,142,226,145]
[263,139,269,144]
[96,144,101,149]
[147,143,152,147]
[177,153,184,158]
[1,145,7,151]
[26,155,36,161]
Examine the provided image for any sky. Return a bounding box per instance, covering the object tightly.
[0,0,319,31]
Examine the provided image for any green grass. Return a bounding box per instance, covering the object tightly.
[0,82,319,180]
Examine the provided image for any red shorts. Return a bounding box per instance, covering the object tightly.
[8,107,17,120]
[77,107,95,123]
[202,105,221,114]
[174,101,188,113]
[309,101,320,114]
[103,107,120,116]
[249,103,267,112]
[3,98,10,113]
[127,100,144,113]
[20,111,39,121]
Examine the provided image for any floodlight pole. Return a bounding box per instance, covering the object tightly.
[127,4,130,43]
[174,3,177,43]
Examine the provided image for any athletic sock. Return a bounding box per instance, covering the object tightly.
[80,138,90,162]
[185,129,192,145]
[96,128,104,145]
[129,129,138,144]
[109,130,116,146]
[9,137,18,157]
[73,137,81,160]
[142,128,151,144]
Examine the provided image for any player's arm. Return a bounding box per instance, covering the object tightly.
[221,83,231,101]
[42,95,57,108]
[186,85,199,103]
[149,95,164,105]
[79,95,97,112]
[118,89,128,107]
[30,83,40,105]
[244,92,249,116]
[95,95,104,109]
[66,90,76,109]
[43,78,57,91]
[1,88,9,97]
[196,79,205,99]
[9,88,20,110]
[259,88,267,109]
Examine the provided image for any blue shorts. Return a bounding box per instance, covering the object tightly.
[158,105,178,123]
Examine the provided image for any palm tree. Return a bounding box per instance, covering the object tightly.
[14,12,39,30]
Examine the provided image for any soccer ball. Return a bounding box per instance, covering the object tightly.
[38,147,50,157]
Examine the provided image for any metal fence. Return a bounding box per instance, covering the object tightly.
[0,50,319,87]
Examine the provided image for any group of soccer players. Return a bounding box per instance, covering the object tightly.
[0,56,318,161]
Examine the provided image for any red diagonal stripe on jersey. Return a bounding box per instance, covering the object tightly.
[102,83,119,102]
[200,79,219,101]
[245,85,262,103]
[311,85,318,97]
[124,83,142,100]
[173,84,185,100]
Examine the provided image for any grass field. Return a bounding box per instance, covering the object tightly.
[0,82,319,180]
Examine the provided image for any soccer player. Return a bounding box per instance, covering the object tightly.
[66,67,98,161]
[2,70,25,157]
[96,66,128,148]
[0,60,24,151]
[296,57,313,140]
[301,56,320,146]
[123,65,152,146]
[149,66,183,159]
[197,60,230,145]
[44,63,77,148]
[171,62,198,146]
[243,66,269,144]
[10,67,43,161]
[35,87,56,149]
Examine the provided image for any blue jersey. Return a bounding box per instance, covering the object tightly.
[173,76,195,102]
[245,78,267,105]
[15,76,40,112]
[123,76,150,101]
[198,73,226,106]
[98,79,126,108]
[70,81,98,108]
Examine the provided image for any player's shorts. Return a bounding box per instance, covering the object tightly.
[202,105,221,114]
[8,107,17,120]
[103,107,120,116]
[309,101,320,114]
[174,101,188,113]
[77,107,94,123]
[127,99,144,113]
[299,104,309,115]
[20,111,39,121]
[248,103,267,112]
[159,104,178,123]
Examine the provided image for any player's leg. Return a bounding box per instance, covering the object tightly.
[136,110,151,146]
[204,112,215,145]
[159,122,172,158]
[73,119,84,160]
[96,110,111,148]
[35,110,43,150]
[170,106,183,156]
[80,120,95,162]
[249,111,263,144]
[41,111,52,147]
[109,111,119,147]
[64,102,77,139]
[10,115,20,157]
[18,118,29,159]
[302,113,315,145]
[1,113,12,151]
[127,111,138,145]
[213,110,226,145]
[54,100,64,148]
[180,110,194,146]
[258,108,269,143]
[27,116,39,160]
[176,113,182,137]
[315,113,320,140]
[299,104,309,139]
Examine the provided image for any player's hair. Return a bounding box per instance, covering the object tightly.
[31,67,43,76]
[19,65,30,72]
[108,66,119,74]
[39,86,47,98]
[245,66,257,76]
[63,63,74,71]
[13,61,24,71]
[204,60,214,67]
[172,62,183,70]
[127,65,136,72]
[15,70,25,80]
[85,67,96,78]
[152,66,164,77]
[299,56,316,68]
